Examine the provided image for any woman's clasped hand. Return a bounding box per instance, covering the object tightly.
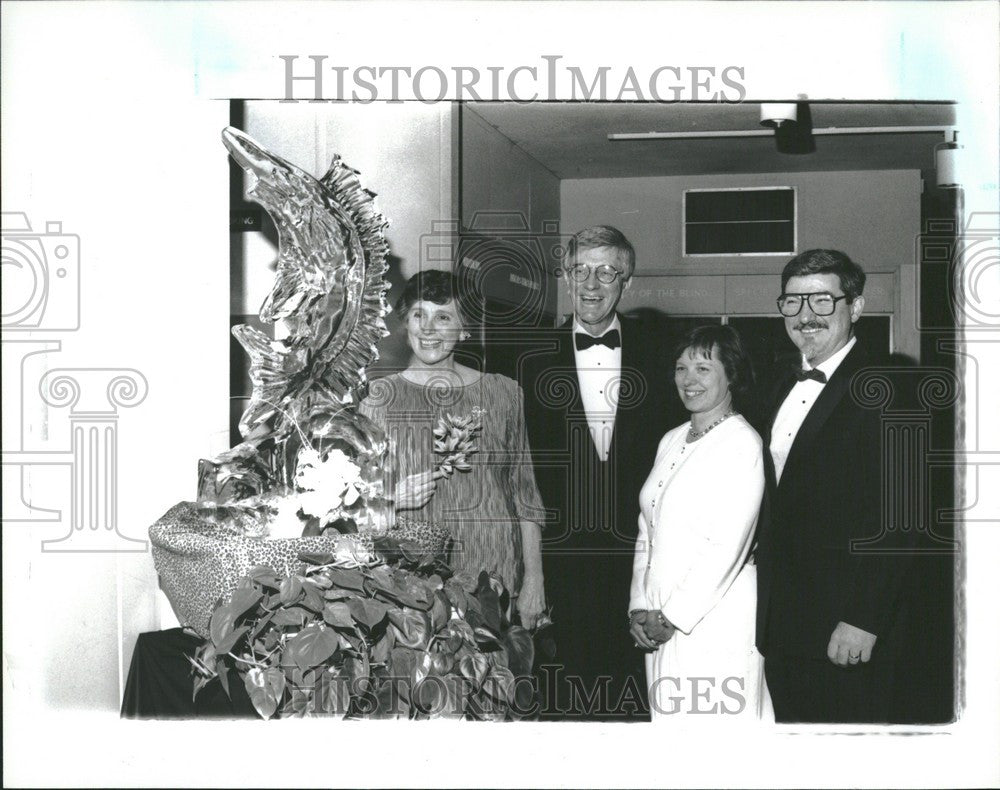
[629,609,677,651]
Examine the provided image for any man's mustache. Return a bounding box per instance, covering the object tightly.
[795,321,828,331]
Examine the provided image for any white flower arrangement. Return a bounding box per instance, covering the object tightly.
[214,402,390,541]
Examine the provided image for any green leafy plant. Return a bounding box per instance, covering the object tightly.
[189,537,540,720]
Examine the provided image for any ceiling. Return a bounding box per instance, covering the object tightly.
[466,102,956,179]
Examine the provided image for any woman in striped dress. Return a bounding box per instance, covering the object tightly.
[359,271,547,628]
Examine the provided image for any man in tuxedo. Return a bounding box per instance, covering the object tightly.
[519,225,681,720]
[755,249,913,723]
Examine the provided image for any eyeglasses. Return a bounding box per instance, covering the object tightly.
[565,264,626,284]
[777,292,849,317]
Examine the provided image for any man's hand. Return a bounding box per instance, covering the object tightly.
[394,470,438,510]
[827,621,877,667]
[517,571,545,630]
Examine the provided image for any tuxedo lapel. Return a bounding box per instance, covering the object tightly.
[778,343,867,493]
[764,371,798,447]
[556,320,585,418]
[607,314,633,458]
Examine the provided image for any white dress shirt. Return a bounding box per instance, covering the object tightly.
[769,336,857,483]
[573,316,622,462]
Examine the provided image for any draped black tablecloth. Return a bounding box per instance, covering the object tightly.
[121,629,256,719]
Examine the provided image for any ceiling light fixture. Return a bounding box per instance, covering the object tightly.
[935,131,962,188]
[760,103,798,128]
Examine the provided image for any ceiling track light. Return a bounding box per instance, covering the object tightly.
[607,126,953,141]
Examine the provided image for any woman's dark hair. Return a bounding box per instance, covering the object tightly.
[673,325,755,411]
[394,269,474,326]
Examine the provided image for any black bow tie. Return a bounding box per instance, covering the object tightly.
[793,367,827,384]
[575,329,621,351]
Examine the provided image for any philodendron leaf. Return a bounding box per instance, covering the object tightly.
[299,582,326,613]
[285,624,340,672]
[475,571,502,634]
[429,591,450,633]
[389,647,419,695]
[209,605,237,649]
[271,607,308,628]
[395,577,433,610]
[192,673,210,702]
[216,661,231,698]
[228,587,264,621]
[488,647,510,670]
[371,633,392,665]
[366,565,396,595]
[451,569,479,593]
[215,624,250,655]
[325,671,350,715]
[429,650,455,675]
[250,610,275,640]
[245,667,286,720]
[440,676,466,719]
[248,565,280,589]
[322,601,354,629]
[446,619,477,649]
[483,666,516,704]
[412,676,445,717]
[298,552,335,567]
[289,687,313,718]
[278,575,304,605]
[373,680,407,719]
[327,567,366,593]
[347,597,390,629]
[443,581,468,616]
[458,652,489,688]
[500,625,535,678]
[387,608,430,650]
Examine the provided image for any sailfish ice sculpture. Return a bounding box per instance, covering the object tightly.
[150,128,394,635]
[200,127,393,504]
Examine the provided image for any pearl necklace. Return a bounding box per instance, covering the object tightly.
[687,409,736,442]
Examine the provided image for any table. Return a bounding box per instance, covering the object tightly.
[121,629,256,718]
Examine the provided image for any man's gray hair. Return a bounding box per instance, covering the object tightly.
[566,225,636,279]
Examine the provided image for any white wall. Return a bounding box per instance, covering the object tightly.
[560,169,922,359]
[2,100,231,712]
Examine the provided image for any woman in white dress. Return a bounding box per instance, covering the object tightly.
[628,325,770,721]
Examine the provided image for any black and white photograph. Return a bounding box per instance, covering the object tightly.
[2,2,998,787]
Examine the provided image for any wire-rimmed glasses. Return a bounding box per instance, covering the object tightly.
[564,264,626,284]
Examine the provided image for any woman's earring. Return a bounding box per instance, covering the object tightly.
[460,331,470,341]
